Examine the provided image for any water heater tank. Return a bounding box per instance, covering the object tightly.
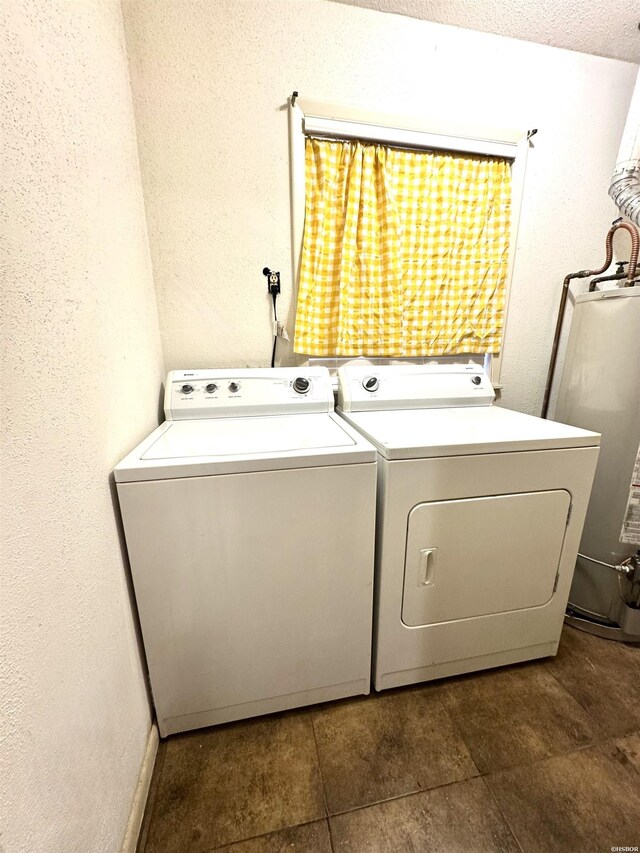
[555,287,640,641]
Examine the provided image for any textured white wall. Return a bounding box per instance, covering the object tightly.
[0,1,164,851]
[123,0,637,415]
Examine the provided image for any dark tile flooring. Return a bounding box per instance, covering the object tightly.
[138,627,640,852]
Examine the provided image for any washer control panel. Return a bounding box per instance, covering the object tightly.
[337,364,495,412]
[164,367,334,420]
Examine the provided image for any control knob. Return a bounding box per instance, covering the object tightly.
[205,383,218,394]
[471,376,482,386]
[228,382,240,393]
[363,376,379,392]
[293,376,310,394]
[181,384,194,395]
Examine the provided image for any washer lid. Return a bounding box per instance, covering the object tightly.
[339,405,600,459]
[114,413,376,482]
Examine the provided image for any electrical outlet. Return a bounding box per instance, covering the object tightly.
[263,267,281,295]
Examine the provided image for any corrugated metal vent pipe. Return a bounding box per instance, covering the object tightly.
[609,69,640,225]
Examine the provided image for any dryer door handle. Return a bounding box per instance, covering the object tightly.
[418,548,437,586]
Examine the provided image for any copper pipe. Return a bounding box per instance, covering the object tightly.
[541,220,640,419]
[615,220,640,283]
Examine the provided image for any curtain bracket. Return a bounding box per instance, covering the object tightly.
[291,90,299,106]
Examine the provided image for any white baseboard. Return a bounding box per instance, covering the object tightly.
[121,722,159,853]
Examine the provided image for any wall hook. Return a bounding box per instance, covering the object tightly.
[527,128,538,141]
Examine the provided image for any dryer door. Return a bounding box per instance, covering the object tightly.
[402,490,571,627]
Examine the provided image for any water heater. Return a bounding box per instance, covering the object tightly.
[555,287,640,641]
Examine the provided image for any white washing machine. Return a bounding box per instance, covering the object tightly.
[115,367,377,736]
[337,364,600,691]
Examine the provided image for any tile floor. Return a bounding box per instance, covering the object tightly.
[137,626,640,852]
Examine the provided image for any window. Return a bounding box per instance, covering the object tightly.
[290,100,527,382]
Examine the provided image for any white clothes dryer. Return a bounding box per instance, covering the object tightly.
[115,367,377,736]
[337,364,600,691]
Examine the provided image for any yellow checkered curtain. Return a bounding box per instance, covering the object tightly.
[294,138,512,357]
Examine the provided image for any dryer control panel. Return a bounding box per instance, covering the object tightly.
[337,364,495,412]
[164,367,334,420]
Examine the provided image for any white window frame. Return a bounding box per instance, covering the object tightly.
[288,96,530,387]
